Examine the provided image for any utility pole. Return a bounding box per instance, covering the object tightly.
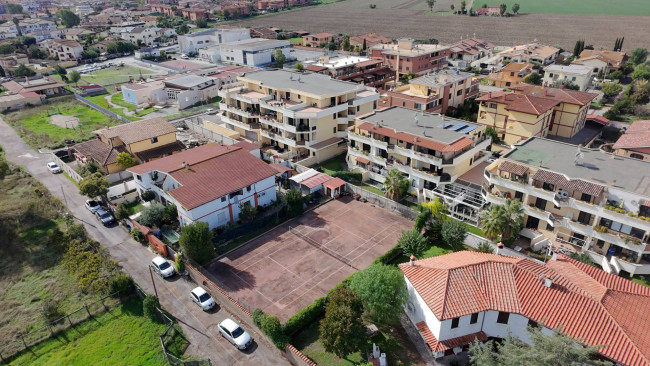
[149,266,159,298]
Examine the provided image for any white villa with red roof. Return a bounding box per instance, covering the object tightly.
[128,144,277,229]
[400,251,650,365]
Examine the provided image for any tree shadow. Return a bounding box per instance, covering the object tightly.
[203,261,256,292]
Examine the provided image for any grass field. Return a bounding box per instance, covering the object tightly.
[8,297,175,366]
[81,65,159,87]
[471,0,650,16]
[4,96,120,149]
[85,94,139,121]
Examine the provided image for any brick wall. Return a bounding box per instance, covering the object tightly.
[130,219,168,257]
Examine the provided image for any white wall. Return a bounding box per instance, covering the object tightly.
[179,28,250,54]
[404,277,442,339]
[219,46,291,67]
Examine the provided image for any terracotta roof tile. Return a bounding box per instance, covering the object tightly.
[72,139,120,166]
[613,120,650,149]
[498,161,529,176]
[357,122,474,153]
[95,117,176,145]
[416,322,487,353]
[477,93,559,115]
[511,84,598,106]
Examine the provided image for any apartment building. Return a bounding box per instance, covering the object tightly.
[447,38,495,68]
[370,38,450,76]
[572,49,627,75]
[301,32,334,47]
[45,39,84,61]
[181,8,209,21]
[386,68,479,114]
[349,32,391,49]
[347,107,491,209]
[497,43,560,65]
[178,27,250,55]
[401,251,650,365]
[121,74,220,109]
[120,26,160,47]
[483,137,650,276]
[487,62,533,88]
[129,144,277,230]
[476,85,598,145]
[543,64,593,91]
[218,69,379,165]
[613,120,650,161]
[306,54,395,90]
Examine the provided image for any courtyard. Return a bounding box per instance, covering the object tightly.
[206,196,413,321]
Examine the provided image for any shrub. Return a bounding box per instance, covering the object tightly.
[373,243,403,265]
[163,204,178,223]
[41,300,65,323]
[139,202,165,228]
[108,273,134,295]
[260,314,288,349]
[476,241,495,254]
[284,189,304,217]
[115,203,129,220]
[131,227,145,243]
[252,308,266,327]
[141,190,155,202]
[174,252,185,273]
[143,294,160,321]
[283,297,326,336]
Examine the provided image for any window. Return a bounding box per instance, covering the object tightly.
[456,90,462,96]
[246,185,252,192]
[489,103,497,109]
[451,318,460,329]
[136,175,142,181]
[151,137,158,143]
[333,127,336,133]
[528,319,538,328]
[497,312,510,324]
[221,196,226,202]
[470,313,479,324]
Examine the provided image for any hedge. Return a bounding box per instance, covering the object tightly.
[283,297,326,336]
[252,308,289,349]
[332,171,362,183]
[373,243,403,265]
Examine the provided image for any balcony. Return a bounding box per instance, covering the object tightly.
[524,204,554,226]
[221,115,260,131]
[348,148,387,166]
[220,102,259,119]
[261,129,297,148]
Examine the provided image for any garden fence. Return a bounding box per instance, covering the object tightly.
[0,291,123,362]
[344,183,419,220]
[50,153,83,182]
[74,93,131,124]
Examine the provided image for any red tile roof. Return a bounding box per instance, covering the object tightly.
[300,173,332,189]
[358,122,474,153]
[94,117,176,145]
[477,92,559,115]
[128,144,276,210]
[324,177,346,190]
[400,251,650,366]
[416,322,487,353]
[613,120,650,150]
[587,114,610,126]
[511,84,598,106]
[498,161,528,176]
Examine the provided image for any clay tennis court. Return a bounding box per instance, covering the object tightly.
[206,196,413,321]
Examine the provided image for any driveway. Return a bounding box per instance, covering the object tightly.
[0,118,288,366]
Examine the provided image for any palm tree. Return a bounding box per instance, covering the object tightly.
[502,199,524,239]
[480,204,506,241]
[12,17,21,37]
[383,169,409,201]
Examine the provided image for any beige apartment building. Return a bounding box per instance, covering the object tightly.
[218,70,379,165]
[483,137,650,276]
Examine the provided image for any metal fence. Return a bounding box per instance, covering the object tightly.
[50,153,83,182]
[345,183,419,220]
[184,118,238,145]
[0,291,122,362]
[74,93,131,124]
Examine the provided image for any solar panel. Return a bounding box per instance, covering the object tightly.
[449,124,468,131]
[459,125,478,134]
[440,123,453,128]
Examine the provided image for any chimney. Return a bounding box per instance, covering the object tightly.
[182,161,186,169]
[409,255,415,266]
[496,242,504,255]
[544,277,553,288]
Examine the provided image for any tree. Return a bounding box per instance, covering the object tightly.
[398,229,428,258]
[414,198,447,232]
[0,65,4,78]
[284,189,304,217]
[68,70,81,86]
[499,3,507,15]
[631,64,650,80]
[116,152,137,168]
[450,4,455,11]
[573,40,584,57]
[630,48,648,65]
[441,219,467,249]
[55,64,67,77]
[195,17,208,28]
[485,127,500,144]
[362,38,366,51]
[480,204,506,240]
[0,158,9,181]
[81,48,99,60]
[469,325,612,366]
[7,3,22,13]
[341,35,350,51]
[601,81,623,98]
[348,264,408,324]
[511,3,520,14]
[57,10,81,28]
[12,17,20,37]
[476,241,494,253]
[138,202,165,228]
[27,45,47,59]
[79,172,109,201]
[223,9,230,19]
[383,169,409,201]
[238,201,257,223]
[175,252,186,273]
[523,72,542,85]
[13,64,35,77]
[142,294,160,321]
[319,287,366,359]
[115,204,130,220]
[131,227,145,243]
[0,44,14,54]
[261,314,288,349]
[179,222,215,264]
[20,36,36,46]
[426,0,436,12]
[273,48,286,68]
[327,41,337,51]
[293,62,304,71]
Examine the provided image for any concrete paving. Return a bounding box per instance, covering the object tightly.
[0,117,288,366]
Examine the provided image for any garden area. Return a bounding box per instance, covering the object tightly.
[80,65,159,87]
[3,96,120,149]
[599,48,650,122]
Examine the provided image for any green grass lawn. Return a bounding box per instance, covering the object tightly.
[124,201,145,215]
[4,96,120,149]
[472,0,650,15]
[8,297,173,366]
[85,94,140,122]
[81,66,158,87]
[288,37,303,43]
[110,92,136,111]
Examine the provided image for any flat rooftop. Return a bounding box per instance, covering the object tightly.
[240,69,360,96]
[314,55,371,70]
[372,43,449,56]
[360,106,481,145]
[505,137,650,196]
[544,64,593,75]
[221,38,290,51]
[164,74,212,88]
[411,68,474,87]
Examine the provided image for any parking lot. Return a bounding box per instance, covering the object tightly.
[206,197,413,321]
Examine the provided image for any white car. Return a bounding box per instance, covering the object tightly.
[151,256,175,278]
[181,54,189,59]
[85,199,101,212]
[47,162,62,174]
[218,318,252,350]
[190,287,216,311]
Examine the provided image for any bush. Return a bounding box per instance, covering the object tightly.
[252,308,266,327]
[284,189,304,217]
[373,243,403,264]
[174,252,185,273]
[283,297,326,336]
[260,314,288,349]
[41,300,65,323]
[108,273,134,295]
[115,204,129,220]
[143,294,160,321]
[163,204,178,224]
[476,241,494,254]
[131,227,145,243]
[141,190,155,202]
[138,202,165,228]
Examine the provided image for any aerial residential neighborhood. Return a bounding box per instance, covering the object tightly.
[0,0,648,366]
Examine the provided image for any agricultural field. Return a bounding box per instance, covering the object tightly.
[3,96,119,149]
[471,0,650,16]
[235,0,650,51]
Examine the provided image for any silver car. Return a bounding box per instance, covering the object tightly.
[190,287,216,311]
[218,318,252,350]
[47,162,62,174]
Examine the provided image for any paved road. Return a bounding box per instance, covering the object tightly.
[0,118,288,366]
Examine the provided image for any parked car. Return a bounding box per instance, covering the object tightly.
[46,162,62,174]
[190,287,216,311]
[85,199,101,213]
[94,208,115,226]
[218,319,252,350]
[151,256,175,278]
[181,54,189,59]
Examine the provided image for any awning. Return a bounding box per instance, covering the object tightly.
[499,161,529,176]
[416,321,487,353]
[565,179,604,197]
[290,168,319,183]
[301,173,332,189]
[356,157,370,164]
[532,169,568,186]
[270,163,293,177]
[641,200,650,208]
[324,177,346,190]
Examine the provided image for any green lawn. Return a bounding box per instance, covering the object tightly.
[85,94,140,121]
[472,0,650,16]
[124,201,145,215]
[288,37,303,43]
[110,92,136,111]
[81,66,158,87]
[4,96,120,149]
[8,297,173,366]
